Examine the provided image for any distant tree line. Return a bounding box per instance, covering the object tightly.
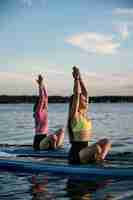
[90,96,133,103]
[0,95,133,103]
[0,95,69,103]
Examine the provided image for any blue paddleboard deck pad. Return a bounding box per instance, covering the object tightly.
[0,145,133,161]
[0,157,133,178]
[0,146,68,158]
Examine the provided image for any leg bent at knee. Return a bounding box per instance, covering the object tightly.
[97,138,111,160]
[55,128,64,148]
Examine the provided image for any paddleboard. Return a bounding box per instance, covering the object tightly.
[0,157,133,178]
[1,146,133,161]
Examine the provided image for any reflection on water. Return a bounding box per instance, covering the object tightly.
[31,175,55,200]
[1,171,133,200]
[30,174,113,200]
[66,178,113,200]
[28,174,133,200]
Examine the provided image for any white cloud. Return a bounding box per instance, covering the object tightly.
[66,32,120,55]
[119,24,129,40]
[114,23,129,40]
[113,8,133,16]
[112,8,132,41]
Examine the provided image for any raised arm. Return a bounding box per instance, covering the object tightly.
[70,70,81,119]
[35,75,48,114]
[73,66,88,98]
[79,72,88,99]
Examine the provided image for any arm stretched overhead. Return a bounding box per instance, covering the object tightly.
[70,68,81,119]
[35,75,48,115]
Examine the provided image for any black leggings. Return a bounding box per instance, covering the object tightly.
[33,134,47,150]
[68,141,88,164]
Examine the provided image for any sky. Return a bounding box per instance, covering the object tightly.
[0,0,133,96]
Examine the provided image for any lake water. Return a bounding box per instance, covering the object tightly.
[0,103,133,199]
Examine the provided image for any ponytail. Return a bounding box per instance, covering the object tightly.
[67,95,74,143]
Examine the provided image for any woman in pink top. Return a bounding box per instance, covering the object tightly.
[33,74,64,150]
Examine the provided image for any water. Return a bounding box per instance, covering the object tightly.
[0,103,133,199]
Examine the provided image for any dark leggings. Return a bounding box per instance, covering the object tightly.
[68,141,88,164]
[33,134,47,150]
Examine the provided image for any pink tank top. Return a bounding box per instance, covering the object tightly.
[34,86,48,134]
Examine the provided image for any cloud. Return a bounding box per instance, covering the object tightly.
[0,72,33,81]
[114,23,129,40]
[119,24,129,40]
[113,8,133,16]
[66,32,120,55]
[112,8,133,41]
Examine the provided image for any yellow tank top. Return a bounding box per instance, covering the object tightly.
[71,115,92,140]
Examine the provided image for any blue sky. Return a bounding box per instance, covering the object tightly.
[0,0,133,95]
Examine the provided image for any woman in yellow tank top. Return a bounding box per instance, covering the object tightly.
[68,66,111,164]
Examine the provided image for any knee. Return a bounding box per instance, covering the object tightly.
[57,128,64,136]
[105,138,111,146]
[98,138,111,148]
[102,138,110,144]
[103,138,112,150]
[59,128,64,133]
[50,134,57,142]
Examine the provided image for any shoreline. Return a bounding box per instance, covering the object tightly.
[0,95,133,103]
